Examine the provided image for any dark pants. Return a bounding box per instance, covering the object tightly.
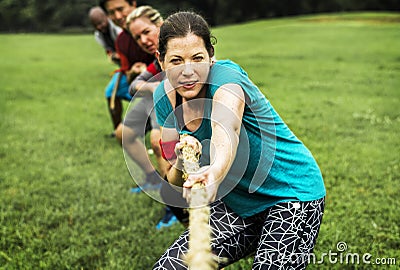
[153,198,325,270]
[160,180,189,225]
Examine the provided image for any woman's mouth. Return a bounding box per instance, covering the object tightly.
[181,81,197,89]
[147,45,156,54]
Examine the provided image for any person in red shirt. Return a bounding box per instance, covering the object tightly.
[99,0,154,137]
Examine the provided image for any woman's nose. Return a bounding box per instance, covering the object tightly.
[141,35,148,45]
[182,63,194,76]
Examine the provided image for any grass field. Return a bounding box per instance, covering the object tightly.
[1,12,399,269]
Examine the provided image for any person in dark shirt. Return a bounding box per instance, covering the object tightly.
[88,6,122,65]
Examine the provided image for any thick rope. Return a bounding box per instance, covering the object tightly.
[181,134,217,270]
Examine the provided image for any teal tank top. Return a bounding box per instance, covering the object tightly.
[154,60,325,218]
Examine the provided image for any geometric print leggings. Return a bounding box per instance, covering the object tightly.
[153,198,325,270]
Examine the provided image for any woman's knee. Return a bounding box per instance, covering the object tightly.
[122,125,139,144]
[150,129,162,156]
[115,124,123,144]
[153,235,189,270]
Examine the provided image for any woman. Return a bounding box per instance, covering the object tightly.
[122,6,179,229]
[121,5,165,188]
[153,11,326,269]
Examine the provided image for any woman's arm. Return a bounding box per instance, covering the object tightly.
[210,83,245,182]
[159,127,186,187]
[129,68,160,96]
[126,62,147,83]
[183,83,245,202]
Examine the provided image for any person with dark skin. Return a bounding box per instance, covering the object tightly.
[88,6,121,66]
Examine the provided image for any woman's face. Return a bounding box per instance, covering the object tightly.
[160,33,211,100]
[129,17,160,55]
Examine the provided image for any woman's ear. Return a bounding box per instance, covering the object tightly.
[155,50,165,70]
[209,46,215,58]
[209,46,216,66]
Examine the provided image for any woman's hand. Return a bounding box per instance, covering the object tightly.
[182,166,219,204]
[127,62,147,82]
[174,134,202,161]
[130,62,147,74]
[175,135,219,204]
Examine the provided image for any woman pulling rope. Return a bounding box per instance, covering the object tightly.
[153,11,325,270]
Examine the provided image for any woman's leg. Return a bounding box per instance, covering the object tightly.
[153,200,264,270]
[104,72,130,132]
[123,126,155,174]
[252,198,325,270]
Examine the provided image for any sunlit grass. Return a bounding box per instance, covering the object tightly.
[1,12,399,269]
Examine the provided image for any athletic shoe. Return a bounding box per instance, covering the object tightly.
[130,171,162,193]
[105,131,116,138]
[130,182,162,193]
[156,207,179,230]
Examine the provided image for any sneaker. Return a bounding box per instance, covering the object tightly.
[145,171,163,185]
[130,182,161,193]
[156,207,178,230]
[105,131,116,138]
[130,171,162,193]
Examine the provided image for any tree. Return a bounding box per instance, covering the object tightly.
[0,0,398,32]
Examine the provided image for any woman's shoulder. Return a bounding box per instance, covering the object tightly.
[208,59,249,89]
[154,80,174,106]
[213,59,241,70]
[212,59,248,76]
[153,80,166,101]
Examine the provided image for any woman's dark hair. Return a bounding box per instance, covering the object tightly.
[158,11,216,61]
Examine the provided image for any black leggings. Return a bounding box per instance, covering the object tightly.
[153,198,325,270]
[160,181,189,224]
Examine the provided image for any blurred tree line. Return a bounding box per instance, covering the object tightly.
[0,0,398,32]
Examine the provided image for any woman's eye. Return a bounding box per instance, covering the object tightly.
[193,56,204,62]
[170,59,182,64]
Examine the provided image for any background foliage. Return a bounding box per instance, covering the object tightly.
[1,12,399,269]
[0,0,399,32]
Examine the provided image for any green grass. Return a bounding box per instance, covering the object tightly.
[1,12,399,269]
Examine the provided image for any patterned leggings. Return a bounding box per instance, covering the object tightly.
[153,198,325,270]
